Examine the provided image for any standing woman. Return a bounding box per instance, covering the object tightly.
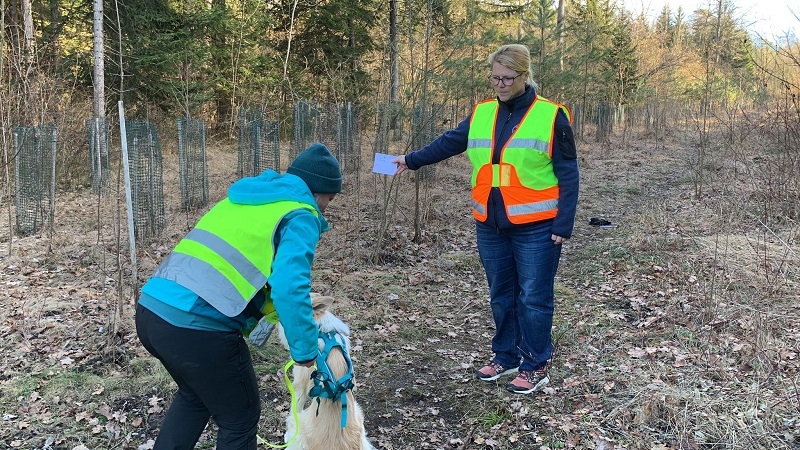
[392,44,579,394]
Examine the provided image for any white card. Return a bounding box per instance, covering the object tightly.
[372,153,397,175]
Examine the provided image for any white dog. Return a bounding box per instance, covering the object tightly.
[277,294,375,450]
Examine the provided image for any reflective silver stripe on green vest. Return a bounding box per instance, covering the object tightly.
[183,227,268,287]
[508,199,559,217]
[153,200,316,317]
[153,251,251,314]
[467,138,493,150]
[506,138,549,153]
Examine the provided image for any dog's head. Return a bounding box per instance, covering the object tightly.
[277,293,350,352]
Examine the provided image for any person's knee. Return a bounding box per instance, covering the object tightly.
[519,286,555,311]
[214,403,260,449]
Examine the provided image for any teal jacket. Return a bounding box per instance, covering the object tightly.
[139,169,329,364]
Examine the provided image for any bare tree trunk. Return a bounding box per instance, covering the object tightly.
[412,0,435,243]
[93,0,105,119]
[469,0,477,104]
[1,0,10,255]
[714,0,722,64]
[389,0,399,129]
[557,0,565,71]
[22,0,33,55]
[113,0,124,97]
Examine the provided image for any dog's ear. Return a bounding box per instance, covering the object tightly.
[311,293,335,315]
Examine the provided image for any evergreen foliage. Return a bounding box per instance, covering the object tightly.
[606,13,638,107]
[524,0,560,95]
[0,0,791,131]
[566,0,619,103]
[269,0,379,103]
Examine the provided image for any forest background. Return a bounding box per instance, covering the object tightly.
[1,0,799,449]
[3,0,796,150]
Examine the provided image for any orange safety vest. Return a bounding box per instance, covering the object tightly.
[466,96,570,224]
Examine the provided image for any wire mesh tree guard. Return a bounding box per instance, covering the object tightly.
[13,124,57,236]
[238,108,280,178]
[125,121,166,241]
[177,117,208,211]
[86,117,110,195]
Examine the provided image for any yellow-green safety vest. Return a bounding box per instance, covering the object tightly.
[153,199,317,317]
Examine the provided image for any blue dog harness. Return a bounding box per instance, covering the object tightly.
[308,330,355,428]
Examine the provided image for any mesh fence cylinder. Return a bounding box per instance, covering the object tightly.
[316,103,360,176]
[86,117,110,195]
[13,125,57,236]
[293,99,320,161]
[177,117,208,210]
[126,121,166,241]
[238,108,280,178]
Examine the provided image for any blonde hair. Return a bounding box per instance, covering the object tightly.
[488,44,538,90]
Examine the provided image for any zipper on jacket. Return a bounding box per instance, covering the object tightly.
[494,111,513,164]
[490,110,513,226]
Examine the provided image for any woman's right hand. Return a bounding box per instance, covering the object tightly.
[392,155,408,175]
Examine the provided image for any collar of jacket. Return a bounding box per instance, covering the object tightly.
[497,85,537,113]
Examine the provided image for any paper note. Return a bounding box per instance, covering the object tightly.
[372,153,397,175]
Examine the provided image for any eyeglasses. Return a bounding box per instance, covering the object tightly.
[487,72,524,86]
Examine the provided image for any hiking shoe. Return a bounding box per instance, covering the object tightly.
[476,361,518,382]
[506,369,549,394]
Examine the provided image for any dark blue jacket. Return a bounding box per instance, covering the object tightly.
[405,86,579,238]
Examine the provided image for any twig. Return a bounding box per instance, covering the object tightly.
[756,217,798,259]
[455,299,474,315]
[601,393,642,424]
[459,423,478,450]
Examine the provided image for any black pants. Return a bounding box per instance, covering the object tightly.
[135,304,260,450]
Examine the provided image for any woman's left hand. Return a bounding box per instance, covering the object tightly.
[551,234,568,245]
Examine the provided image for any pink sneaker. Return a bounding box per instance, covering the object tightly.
[476,361,518,382]
[506,369,549,394]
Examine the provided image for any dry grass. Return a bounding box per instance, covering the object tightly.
[1,122,799,449]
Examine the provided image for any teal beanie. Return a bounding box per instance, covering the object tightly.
[287,143,342,194]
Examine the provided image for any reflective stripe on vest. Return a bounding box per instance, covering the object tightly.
[467,97,564,224]
[153,199,317,317]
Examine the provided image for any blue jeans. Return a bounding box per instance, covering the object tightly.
[476,220,562,372]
